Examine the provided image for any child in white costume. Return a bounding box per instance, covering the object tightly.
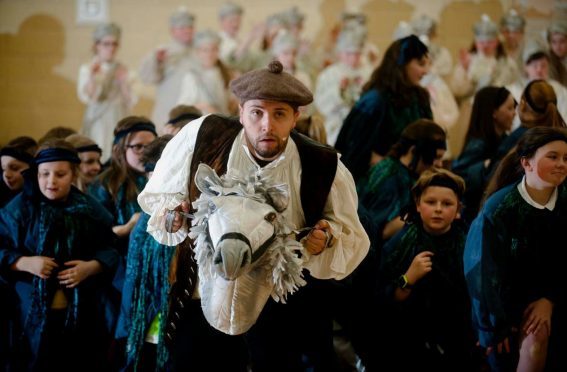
[139,8,196,129]
[449,15,520,156]
[315,29,372,146]
[78,23,136,162]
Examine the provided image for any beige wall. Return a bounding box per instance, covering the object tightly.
[0,0,559,145]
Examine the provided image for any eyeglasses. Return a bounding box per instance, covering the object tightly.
[125,144,147,154]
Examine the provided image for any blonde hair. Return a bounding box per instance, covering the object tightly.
[65,133,98,148]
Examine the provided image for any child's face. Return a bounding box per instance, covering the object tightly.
[522,140,567,188]
[95,35,119,62]
[125,131,157,173]
[550,32,567,59]
[1,155,29,191]
[196,43,219,68]
[525,57,549,81]
[416,186,460,235]
[493,93,516,134]
[38,161,75,201]
[78,151,101,183]
[339,51,362,68]
[404,55,430,86]
[171,25,194,45]
[475,38,499,57]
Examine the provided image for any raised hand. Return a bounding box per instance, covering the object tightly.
[405,251,434,284]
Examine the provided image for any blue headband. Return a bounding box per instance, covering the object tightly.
[75,144,102,154]
[34,148,81,165]
[397,34,428,66]
[113,123,157,144]
[0,147,34,165]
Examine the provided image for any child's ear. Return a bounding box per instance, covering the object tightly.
[520,156,532,171]
[455,202,463,219]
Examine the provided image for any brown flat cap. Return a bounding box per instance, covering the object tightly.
[229,60,313,106]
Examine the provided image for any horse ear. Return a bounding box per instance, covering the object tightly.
[194,163,223,196]
[266,184,289,213]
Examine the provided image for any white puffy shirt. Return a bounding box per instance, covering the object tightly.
[138,115,370,280]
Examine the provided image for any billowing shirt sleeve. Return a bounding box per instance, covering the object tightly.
[137,115,206,246]
[303,160,370,280]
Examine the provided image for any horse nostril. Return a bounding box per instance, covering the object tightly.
[241,251,249,267]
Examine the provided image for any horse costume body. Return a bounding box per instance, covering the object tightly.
[143,115,366,349]
[189,163,306,335]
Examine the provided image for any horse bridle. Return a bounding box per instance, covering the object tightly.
[207,219,277,264]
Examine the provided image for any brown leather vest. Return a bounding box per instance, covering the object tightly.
[165,114,338,344]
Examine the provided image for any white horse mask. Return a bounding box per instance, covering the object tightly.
[189,164,306,335]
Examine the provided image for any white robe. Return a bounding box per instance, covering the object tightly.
[177,66,230,115]
[139,40,195,129]
[138,115,370,281]
[218,30,239,64]
[314,62,373,146]
[77,59,135,162]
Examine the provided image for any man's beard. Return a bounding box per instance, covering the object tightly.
[248,135,287,160]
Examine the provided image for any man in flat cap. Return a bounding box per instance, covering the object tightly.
[138,60,369,370]
[139,7,196,131]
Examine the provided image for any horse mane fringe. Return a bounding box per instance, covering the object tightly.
[189,169,307,302]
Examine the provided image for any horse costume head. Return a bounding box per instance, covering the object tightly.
[189,164,306,335]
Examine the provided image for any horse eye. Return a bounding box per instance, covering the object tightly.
[264,212,277,223]
[208,201,217,213]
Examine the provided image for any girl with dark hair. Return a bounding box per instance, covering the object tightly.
[89,116,157,290]
[0,139,118,371]
[115,135,174,372]
[465,126,567,372]
[452,86,516,222]
[335,34,432,182]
